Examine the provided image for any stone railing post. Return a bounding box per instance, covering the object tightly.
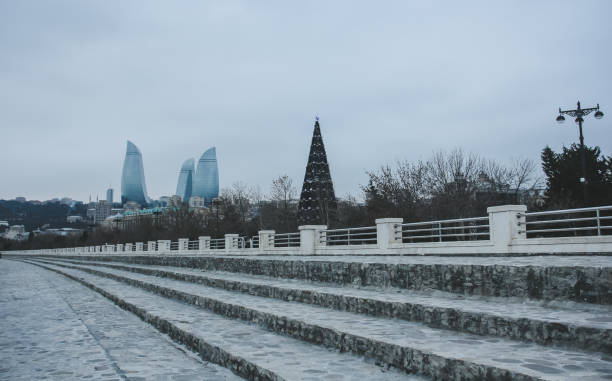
[136,242,144,252]
[125,243,132,252]
[116,244,124,253]
[198,236,211,252]
[258,230,275,252]
[298,225,327,255]
[178,238,189,253]
[487,205,527,253]
[157,240,171,252]
[225,234,239,253]
[148,241,157,252]
[376,218,403,250]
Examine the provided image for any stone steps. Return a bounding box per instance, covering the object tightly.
[28,258,612,381]
[24,260,418,381]
[44,254,612,304]
[43,257,612,354]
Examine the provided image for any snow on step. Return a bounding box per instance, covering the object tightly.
[30,261,422,381]
[39,259,612,381]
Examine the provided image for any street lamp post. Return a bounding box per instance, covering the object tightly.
[556,101,604,204]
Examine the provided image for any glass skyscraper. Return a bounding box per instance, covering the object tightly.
[192,147,219,205]
[175,158,195,203]
[121,141,150,205]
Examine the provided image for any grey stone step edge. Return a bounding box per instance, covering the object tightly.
[34,254,612,305]
[42,257,612,355]
[27,259,548,381]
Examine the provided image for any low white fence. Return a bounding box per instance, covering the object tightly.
[8,205,612,256]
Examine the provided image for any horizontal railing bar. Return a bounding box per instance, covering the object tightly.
[399,232,490,240]
[525,205,612,216]
[526,226,599,234]
[323,226,376,233]
[320,238,378,243]
[399,216,488,227]
[325,232,377,237]
[524,216,600,225]
[400,225,490,233]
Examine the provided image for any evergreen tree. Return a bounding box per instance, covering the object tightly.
[541,144,612,208]
[297,118,337,226]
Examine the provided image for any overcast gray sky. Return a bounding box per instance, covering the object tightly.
[1,1,610,202]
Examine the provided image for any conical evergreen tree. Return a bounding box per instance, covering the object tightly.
[297,118,337,226]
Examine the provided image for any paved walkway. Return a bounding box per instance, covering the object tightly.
[0,259,242,381]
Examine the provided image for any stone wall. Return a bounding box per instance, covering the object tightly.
[30,254,612,305]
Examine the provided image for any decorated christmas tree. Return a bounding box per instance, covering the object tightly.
[297,117,337,226]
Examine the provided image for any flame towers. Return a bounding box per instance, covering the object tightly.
[175,158,195,202]
[119,141,218,207]
[191,147,219,205]
[121,141,150,205]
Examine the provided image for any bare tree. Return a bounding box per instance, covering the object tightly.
[165,203,207,240]
[364,149,542,221]
[249,184,264,229]
[271,175,296,232]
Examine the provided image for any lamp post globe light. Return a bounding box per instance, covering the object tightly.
[555,101,604,203]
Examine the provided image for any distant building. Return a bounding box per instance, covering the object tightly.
[106,188,114,203]
[159,196,170,206]
[189,196,206,209]
[168,195,182,208]
[121,141,150,205]
[38,227,83,237]
[67,215,83,223]
[2,225,29,240]
[86,200,113,224]
[176,158,195,203]
[14,197,26,203]
[123,201,141,212]
[192,147,219,206]
[117,206,167,230]
[102,213,124,229]
[95,201,112,222]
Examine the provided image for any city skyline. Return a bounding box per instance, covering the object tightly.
[1,1,610,202]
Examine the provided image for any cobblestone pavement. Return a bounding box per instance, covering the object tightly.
[0,259,242,381]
